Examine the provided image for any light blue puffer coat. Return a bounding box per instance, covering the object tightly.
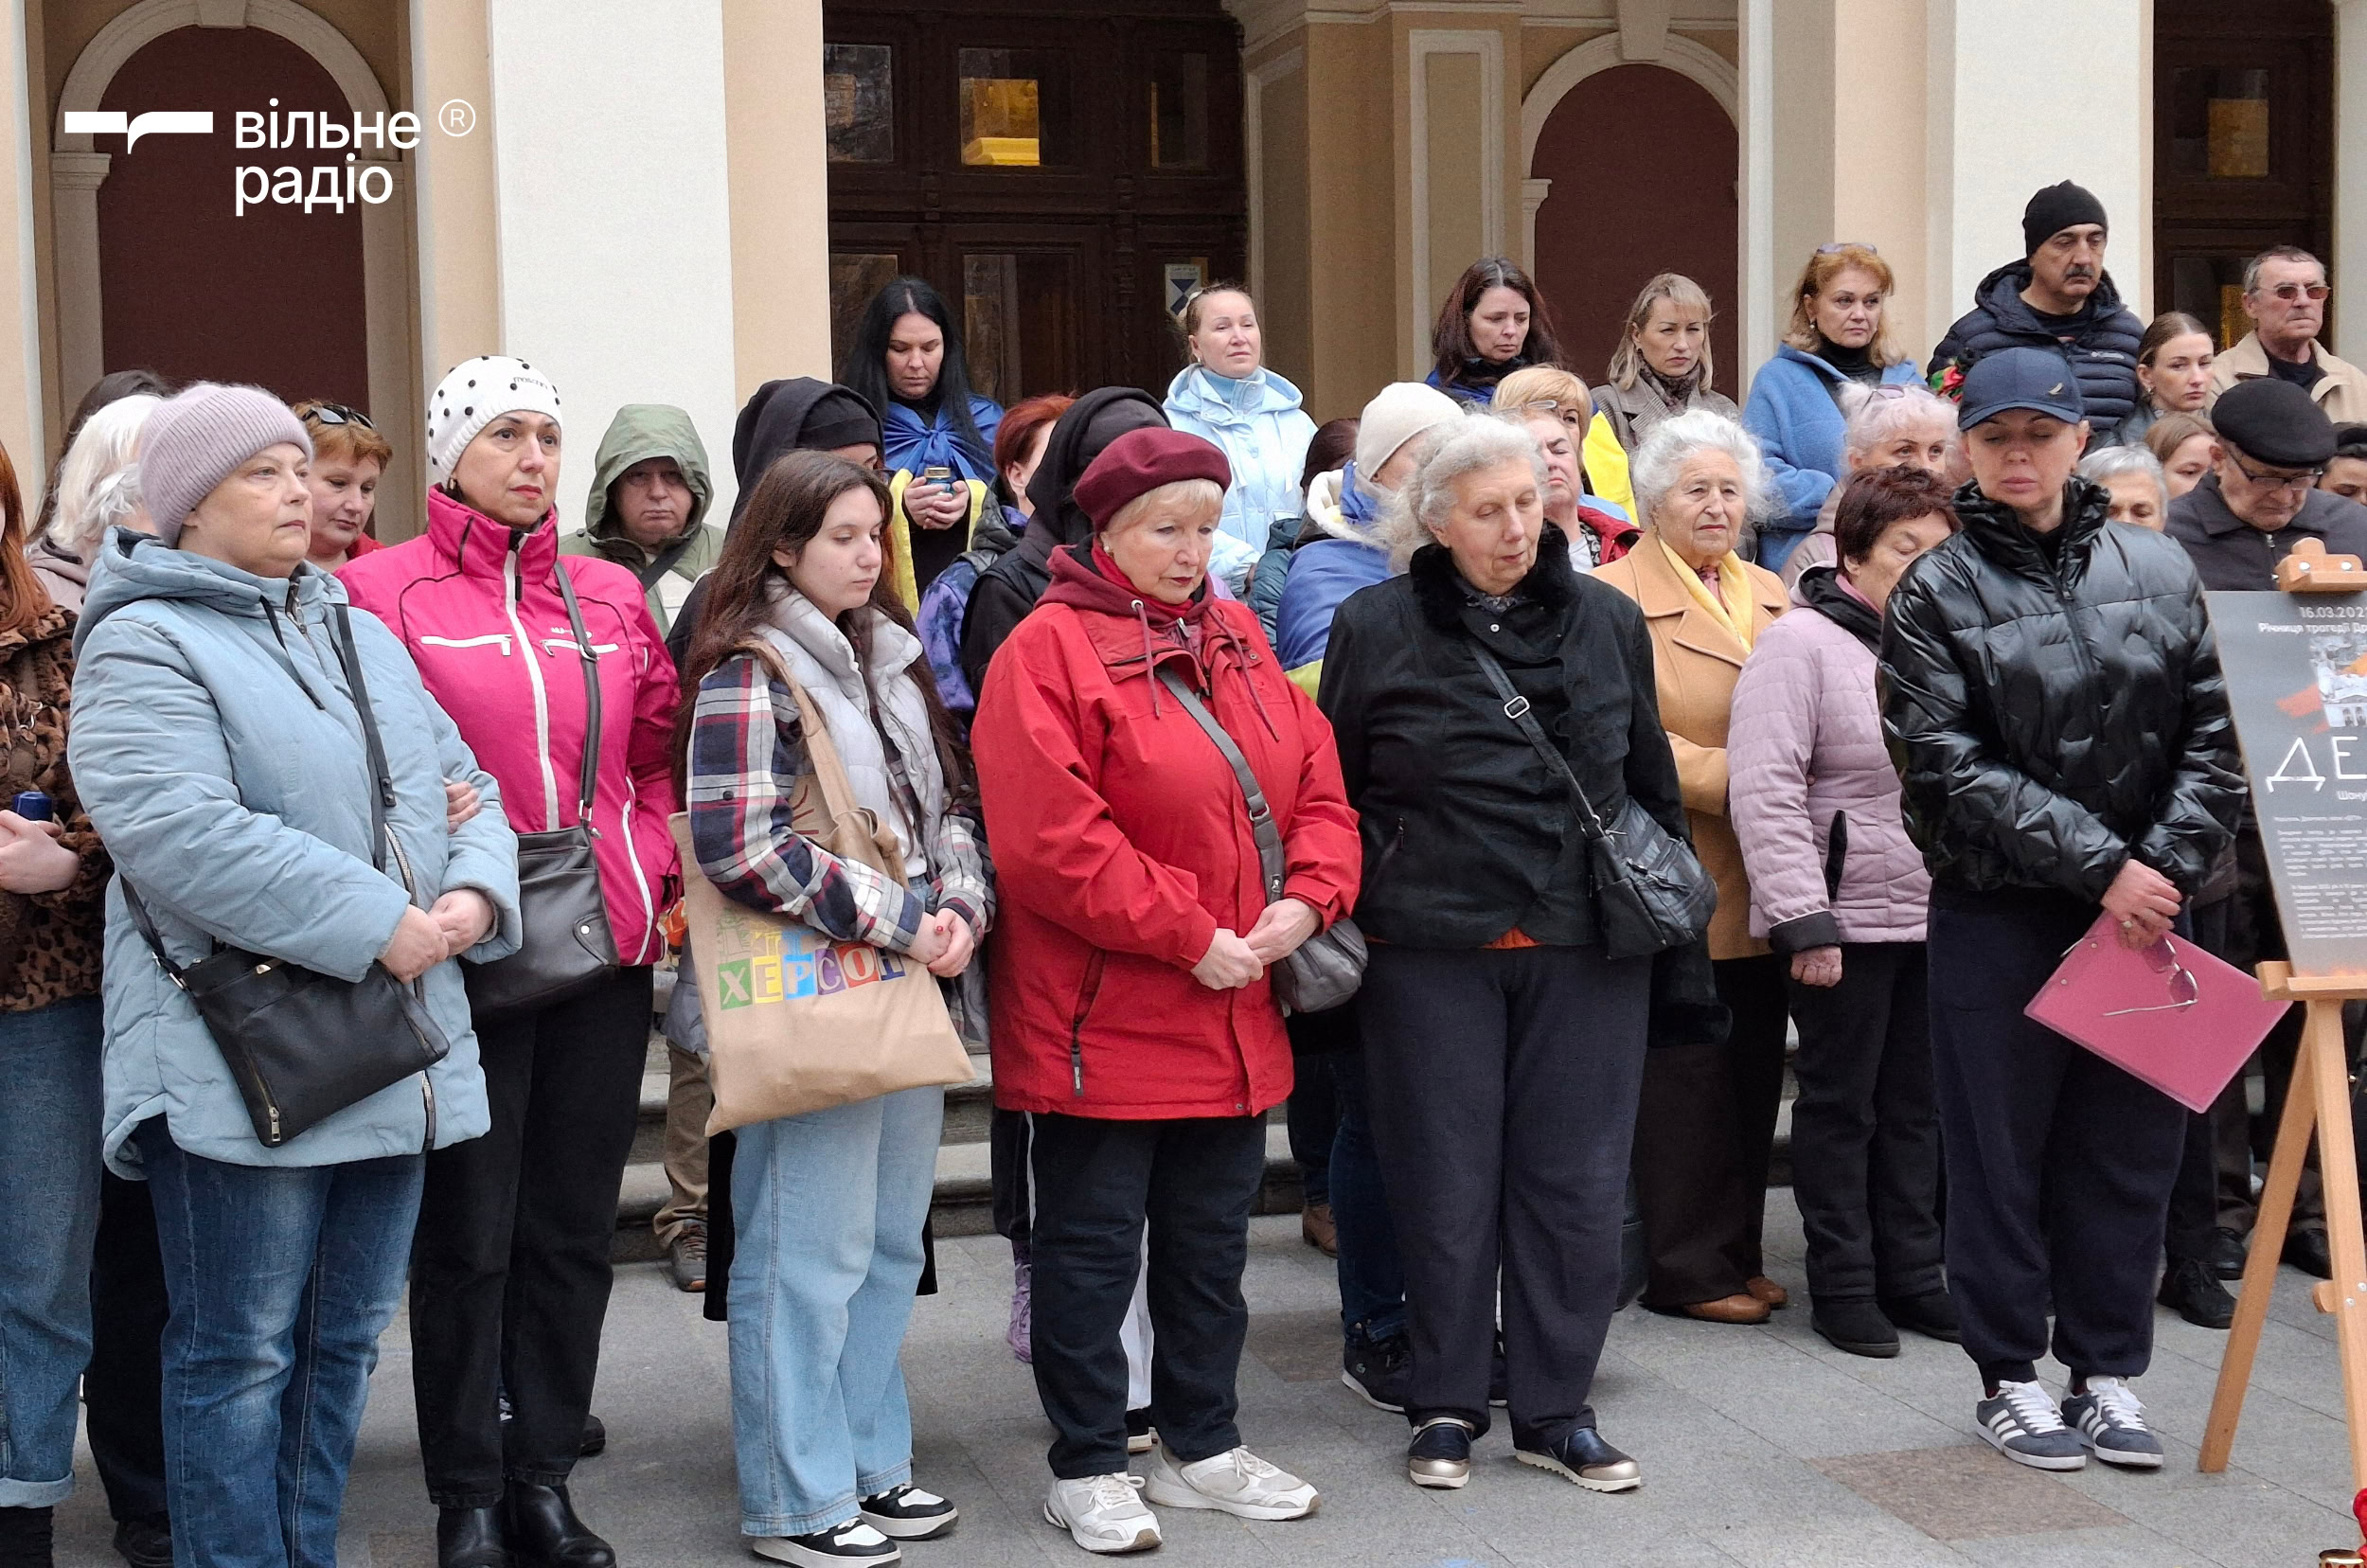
[69,530,523,1176]
[1165,365,1318,554]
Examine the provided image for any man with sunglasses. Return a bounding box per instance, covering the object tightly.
[2166,376,2367,1286]
[2210,249,2367,423]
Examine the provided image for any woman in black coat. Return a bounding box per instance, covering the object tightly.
[1319,415,1691,1496]
[1879,347,2243,1476]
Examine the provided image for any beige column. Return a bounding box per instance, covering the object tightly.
[2337,0,2367,363]
[722,0,831,395]
[1,0,44,469]
[408,0,498,403]
[359,151,418,539]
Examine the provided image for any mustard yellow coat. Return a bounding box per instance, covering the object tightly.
[1593,533,1789,960]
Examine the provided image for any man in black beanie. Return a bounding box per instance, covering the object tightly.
[1929,181,2144,444]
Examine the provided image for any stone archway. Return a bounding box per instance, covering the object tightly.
[53,0,416,527]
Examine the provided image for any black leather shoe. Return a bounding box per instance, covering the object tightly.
[2210,1226,2250,1280]
[1812,1298,1899,1358]
[1880,1288,1962,1344]
[578,1415,607,1458]
[504,1484,614,1568]
[2286,1228,2335,1280]
[2158,1256,2236,1329]
[436,1506,510,1568]
[111,1516,173,1568]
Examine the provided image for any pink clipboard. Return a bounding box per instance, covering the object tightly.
[2023,914,2293,1113]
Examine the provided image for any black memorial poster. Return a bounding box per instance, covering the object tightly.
[2211,589,2367,977]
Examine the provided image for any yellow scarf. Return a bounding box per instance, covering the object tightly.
[1657,536,1758,651]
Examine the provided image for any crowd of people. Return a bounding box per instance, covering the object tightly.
[0,175,2358,1567]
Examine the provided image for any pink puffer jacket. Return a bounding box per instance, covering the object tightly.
[340,488,681,966]
[1728,570,1930,949]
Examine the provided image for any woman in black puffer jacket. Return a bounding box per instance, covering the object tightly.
[1879,347,2243,1476]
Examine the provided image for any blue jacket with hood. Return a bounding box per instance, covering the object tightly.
[69,529,523,1177]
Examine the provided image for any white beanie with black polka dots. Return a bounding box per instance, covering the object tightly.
[426,355,563,485]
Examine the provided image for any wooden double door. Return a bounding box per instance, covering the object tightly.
[823,1,1247,406]
[2153,0,2334,346]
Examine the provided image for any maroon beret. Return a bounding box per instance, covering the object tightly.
[1073,427,1232,530]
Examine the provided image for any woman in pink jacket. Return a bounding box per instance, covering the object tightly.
[1727,466,1956,1363]
[340,356,680,1568]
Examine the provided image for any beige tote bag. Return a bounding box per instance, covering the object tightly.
[672,642,970,1133]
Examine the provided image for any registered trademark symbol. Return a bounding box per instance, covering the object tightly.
[437,99,476,136]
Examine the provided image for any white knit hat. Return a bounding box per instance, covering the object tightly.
[426,355,562,484]
[1354,382,1466,482]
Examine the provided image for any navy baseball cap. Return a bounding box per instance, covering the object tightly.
[1956,347,2086,431]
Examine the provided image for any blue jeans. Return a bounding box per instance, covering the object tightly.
[136,1118,423,1568]
[1327,1050,1406,1345]
[0,997,103,1508]
[729,1087,942,1538]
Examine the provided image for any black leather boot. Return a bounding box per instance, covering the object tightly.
[504,1484,615,1568]
[436,1505,512,1568]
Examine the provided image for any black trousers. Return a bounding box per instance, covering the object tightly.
[85,1168,169,1525]
[1786,942,1944,1305]
[1633,953,1789,1306]
[1928,890,2185,1387]
[1027,1112,1265,1479]
[410,967,650,1506]
[1358,943,1649,1447]
[2169,895,2244,1265]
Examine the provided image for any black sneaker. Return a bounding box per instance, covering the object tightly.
[1514,1427,1640,1493]
[1881,1288,1962,1344]
[752,1519,900,1565]
[859,1484,957,1541]
[1342,1334,1410,1413]
[579,1414,607,1457]
[1124,1406,1156,1455]
[2209,1226,2249,1281]
[1811,1298,1899,1358]
[2158,1256,2235,1330]
[1406,1417,1473,1489]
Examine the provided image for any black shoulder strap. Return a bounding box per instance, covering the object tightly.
[552,563,602,822]
[636,533,698,592]
[1155,667,1286,901]
[1466,642,1611,843]
[126,602,400,977]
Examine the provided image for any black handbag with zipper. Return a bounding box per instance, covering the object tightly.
[1468,643,1717,962]
[464,562,621,1022]
[120,605,451,1149]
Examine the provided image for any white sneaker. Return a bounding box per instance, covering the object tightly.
[1142,1445,1320,1521]
[1043,1473,1161,1555]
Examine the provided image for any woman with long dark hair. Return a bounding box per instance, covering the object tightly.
[1426,257,1564,409]
[841,277,1007,603]
[680,450,988,1566]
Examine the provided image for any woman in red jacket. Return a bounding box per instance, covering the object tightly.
[971,428,1360,1556]
[339,356,680,1568]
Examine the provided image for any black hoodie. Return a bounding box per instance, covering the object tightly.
[666,379,882,667]
[957,386,1168,695]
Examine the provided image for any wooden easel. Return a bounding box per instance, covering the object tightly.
[2201,540,2367,1530]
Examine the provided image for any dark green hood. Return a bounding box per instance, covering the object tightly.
[584,403,715,545]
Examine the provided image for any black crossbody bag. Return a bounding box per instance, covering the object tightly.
[121,606,451,1148]
[1155,667,1367,1014]
[464,563,621,1021]
[1468,643,1717,961]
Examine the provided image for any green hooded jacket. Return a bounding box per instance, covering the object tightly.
[561,403,721,635]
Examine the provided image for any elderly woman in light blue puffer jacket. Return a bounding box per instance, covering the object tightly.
[68,384,521,1568]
